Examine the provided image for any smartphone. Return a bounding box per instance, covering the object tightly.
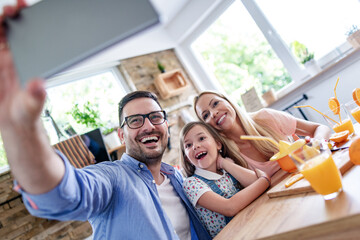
[5,0,159,86]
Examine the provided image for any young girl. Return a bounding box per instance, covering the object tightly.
[180,122,270,238]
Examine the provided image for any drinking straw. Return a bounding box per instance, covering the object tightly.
[334,77,342,123]
[294,105,339,124]
[240,135,279,148]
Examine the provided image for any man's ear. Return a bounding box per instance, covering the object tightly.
[118,127,125,144]
[165,120,170,135]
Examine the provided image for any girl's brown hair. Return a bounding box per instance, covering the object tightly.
[180,121,247,177]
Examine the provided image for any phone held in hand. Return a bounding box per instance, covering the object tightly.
[5,0,159,86]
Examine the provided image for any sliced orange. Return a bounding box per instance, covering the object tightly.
[285,173,304,188]
[353,88,360,106]
[329,130,350,143]
[349,137,360,165]
[328,97,340,115]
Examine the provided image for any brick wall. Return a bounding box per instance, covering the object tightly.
[0,170,93,240]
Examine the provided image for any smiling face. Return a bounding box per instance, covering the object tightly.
[183,125,221,173]
[195,93,237,132]
[118,97,168,165]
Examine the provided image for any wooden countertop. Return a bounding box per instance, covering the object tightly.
[215,151,360,239]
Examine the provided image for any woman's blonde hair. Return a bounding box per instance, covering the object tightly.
[179,121,247,177]
[194,91,285,163]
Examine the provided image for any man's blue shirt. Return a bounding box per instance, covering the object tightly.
[18,153,211,240]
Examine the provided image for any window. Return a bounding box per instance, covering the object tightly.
[255,0,360,60]
[44,67,127,145]
[183,0,360,104]
[191,0,291,106]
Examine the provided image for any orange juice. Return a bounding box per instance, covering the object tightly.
[332,119,354,134]
[351,106,360,124]
[300,154,342,196]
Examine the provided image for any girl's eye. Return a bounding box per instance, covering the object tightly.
[185,143,192,149]
[199,136,205,141]
[203,113,209,120]
[213,101,219,107]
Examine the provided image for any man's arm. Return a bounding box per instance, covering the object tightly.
[0,1,65,194]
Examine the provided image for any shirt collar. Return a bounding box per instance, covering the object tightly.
[194,167,226,180]
[121,153,175,175]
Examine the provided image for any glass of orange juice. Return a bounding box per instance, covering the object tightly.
[289,141,342,200]
[345,100,360,124]
[324,104,355,134]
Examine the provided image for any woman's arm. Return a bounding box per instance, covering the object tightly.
[218,156,270,187]
[295,118,331,140]
[197,176,269,217]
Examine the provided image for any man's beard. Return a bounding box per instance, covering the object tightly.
[126,131,168,165]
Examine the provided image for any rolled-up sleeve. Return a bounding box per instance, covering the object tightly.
[16,151,114,221]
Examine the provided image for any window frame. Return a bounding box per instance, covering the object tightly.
[177,0,356,97]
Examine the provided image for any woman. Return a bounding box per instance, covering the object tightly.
[193,91,331,176]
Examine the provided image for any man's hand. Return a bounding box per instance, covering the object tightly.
[0,0,65,195]
[0,0,46,141]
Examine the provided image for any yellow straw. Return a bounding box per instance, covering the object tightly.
[334,77,342,123]
[334,77,339,100]
[294,105,339,124]
[240,135,279,148]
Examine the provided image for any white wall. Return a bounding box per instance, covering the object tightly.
[267,51,360,125]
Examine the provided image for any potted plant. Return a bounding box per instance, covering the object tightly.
[346,25,360,49]
[291,41,321,76]
[68,101,121,149]
[68,101,104,130]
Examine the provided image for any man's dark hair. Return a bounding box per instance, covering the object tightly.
[118,91,162,126]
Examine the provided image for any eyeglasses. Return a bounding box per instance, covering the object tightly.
[120,110,167,129]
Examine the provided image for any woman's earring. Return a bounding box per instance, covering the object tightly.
[219,149,222,153]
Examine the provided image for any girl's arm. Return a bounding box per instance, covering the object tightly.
[295,118,331,140]
[197,176,269,217]
[218,156,270,187]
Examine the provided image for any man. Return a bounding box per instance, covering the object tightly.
[0,3,211,240]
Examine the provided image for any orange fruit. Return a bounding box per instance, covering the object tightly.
[329,130,350,143]
[328,97,340,115]
[349,137,360,165]
[353,88,360,107]
[285,173,304,188]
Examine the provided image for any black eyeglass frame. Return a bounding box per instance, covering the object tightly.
[120,110,167,129]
